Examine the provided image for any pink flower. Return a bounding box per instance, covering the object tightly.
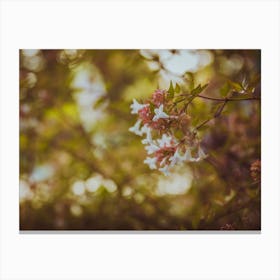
[138,105,153,125]
[149,119,168,131]
[151,89,165,107]
[154,145,177,165]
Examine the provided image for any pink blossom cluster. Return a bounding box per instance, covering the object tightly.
[129,88,207,175]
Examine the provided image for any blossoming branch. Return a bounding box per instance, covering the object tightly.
[129,78,260,176]
[129,86,207,176]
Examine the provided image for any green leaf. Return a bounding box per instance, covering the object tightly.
[149,101,155,112]
[184,71,194,91]
[220,82,230,97]
[228,80,243,92]
[191,117,200,127]
[167,81,175,98]
[175,83,181,93]
[168,81,174,94]
[200,83,208,92]
[191,83,208,96]
[191,84,201,95]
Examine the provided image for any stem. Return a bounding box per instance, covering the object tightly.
[176,91,260,130]
[195,118,212,130]
[195,100,228,130]
[197,94,260,102]
[214,100,228,118]
[177,93,259,116]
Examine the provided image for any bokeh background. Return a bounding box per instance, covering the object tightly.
[20,49,261,230]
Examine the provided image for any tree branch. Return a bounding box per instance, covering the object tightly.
[197,94,260,102]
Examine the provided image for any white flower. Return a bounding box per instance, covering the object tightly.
[197,146,207,160]
[152,104,169,121]
[145,143,160,155]
[129,120,143,136]
[182,148,196,162]
[169,148,185,166]
[144,157,157,170]
[169,147,197,166]
[189,146,207,162]
[140,124,150,135]
[130,99,148,114]
[141,128,153,144]
[157,134,173,147]
[159,165,170,176]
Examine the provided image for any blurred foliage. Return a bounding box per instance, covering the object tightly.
[20,49,261,230]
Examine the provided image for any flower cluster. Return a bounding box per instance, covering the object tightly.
[220,223,235,230]
[129,88,207,175]
[250,159,261,182]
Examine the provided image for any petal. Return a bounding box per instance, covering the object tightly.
[198,146,207,159]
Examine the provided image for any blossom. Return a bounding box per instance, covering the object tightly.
[197,146,207,160]
[144,157,157,170]
[141,127,153,144]
[150,119,168,131]
[157,134,173,147]
[145,143,160,155]
[138,105,153,124]
[159,165,170,176]
[169,148,184,166]
[152,104,169,121]
[129,120,143,136]
[154,146,176,164]
[189,146,207,162]
[130,99,148,114]
[220,223,235,230]
[169,147,197,166]
[151,89,165,106]
[250,159,261,181]
[183,148,196,162]
[140,124,150,135]
[129,86,209,176]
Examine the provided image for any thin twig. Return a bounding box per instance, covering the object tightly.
[195,100,228,130]
[197,94,260,102]
[195,118,212,130]
[214,100,228,118]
